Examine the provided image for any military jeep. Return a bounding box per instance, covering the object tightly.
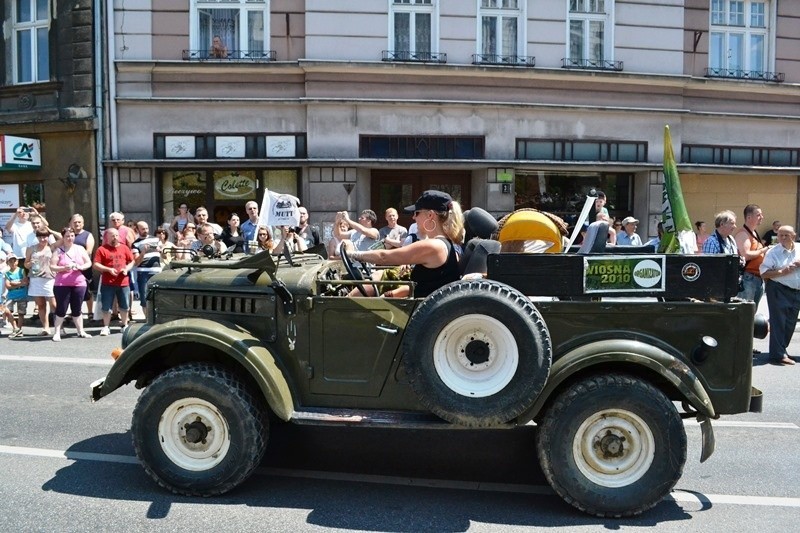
[90,244,764,517]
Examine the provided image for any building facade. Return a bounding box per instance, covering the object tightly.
[1,0,100,234]
[107,0,800,240]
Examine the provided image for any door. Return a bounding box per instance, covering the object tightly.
[371,170,471,228]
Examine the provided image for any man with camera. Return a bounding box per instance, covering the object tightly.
[5,206,36,259]
[295,207,320,249]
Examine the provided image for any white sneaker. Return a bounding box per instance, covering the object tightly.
[52,332,61,342]
[99,326,110,336]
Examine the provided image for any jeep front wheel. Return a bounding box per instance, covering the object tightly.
[131,363,268,496]
[536,374,687,517]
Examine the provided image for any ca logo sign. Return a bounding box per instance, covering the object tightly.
[12,142,34,162]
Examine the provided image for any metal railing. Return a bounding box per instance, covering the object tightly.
[471,54,535,67]
[182,50,277,62]
[381,50,447,63]
[561,58,623,71]
[704,67,784,83]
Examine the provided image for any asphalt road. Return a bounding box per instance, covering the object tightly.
[0,304,798,532]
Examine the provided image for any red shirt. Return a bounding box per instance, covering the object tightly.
[94,243,134,286]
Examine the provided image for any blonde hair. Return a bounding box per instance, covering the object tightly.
[435,200,465,245]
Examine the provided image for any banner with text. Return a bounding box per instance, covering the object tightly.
[584,255,666,293]
[258,189,300,228]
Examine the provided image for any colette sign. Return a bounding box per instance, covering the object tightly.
[213,172,257,200]
[0,135,41,170]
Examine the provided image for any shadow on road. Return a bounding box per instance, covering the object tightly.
[41,425,694,529]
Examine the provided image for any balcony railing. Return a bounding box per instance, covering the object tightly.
[381,50,447,63]
[704,67,785,83]
[561,58,623,71]
[472,54,535,67]
[182,50,277,62]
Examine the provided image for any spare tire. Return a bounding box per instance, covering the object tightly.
[402,279,551,427]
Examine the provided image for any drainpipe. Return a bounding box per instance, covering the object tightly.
[105,0,119,218]
[93,0,106,226]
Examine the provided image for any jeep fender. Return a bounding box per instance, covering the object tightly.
[96,318,294,421]
[524,338,715,422]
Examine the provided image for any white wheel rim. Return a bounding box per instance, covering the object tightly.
[158,397,231,471]
[572,408,655,488]
[432,314,519,397]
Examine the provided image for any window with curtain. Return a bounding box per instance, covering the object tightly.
[479,0,521,59]
[192,0,268,58]
[390,0,435,57]
[709,0,770,75]
[567,0,611,63]
[13,0,50,84]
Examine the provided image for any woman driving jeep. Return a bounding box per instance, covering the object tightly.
[344,190,464,298]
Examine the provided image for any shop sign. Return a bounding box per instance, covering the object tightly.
[165,136,196,158]
[583,256,665,293]
[213,172,257,200]
[0,135,41,170]
[216,136,246,158]
[0,184,21,208]
[266,135,296,158]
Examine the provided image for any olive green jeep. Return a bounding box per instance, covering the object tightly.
[90,244,764,517]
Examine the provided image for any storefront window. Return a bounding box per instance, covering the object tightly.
[162,170,208,221]
[263,169,298,197]
[514,171,632,225]
[23,182,45,211]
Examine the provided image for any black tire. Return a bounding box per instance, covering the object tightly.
[131,363,268,496]
[402,279,551,427]
[536,374,687,517]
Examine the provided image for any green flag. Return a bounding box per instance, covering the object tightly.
[658,126,697,254]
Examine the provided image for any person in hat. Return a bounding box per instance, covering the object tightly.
[617,216,642,246]
[344,190,464,298]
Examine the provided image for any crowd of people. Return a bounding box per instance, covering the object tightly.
[2,195,796,366]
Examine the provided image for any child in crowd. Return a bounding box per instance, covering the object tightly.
[3,255,28,338]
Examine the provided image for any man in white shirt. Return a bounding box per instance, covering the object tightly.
[5,206,35,258]
[760,225,800,366]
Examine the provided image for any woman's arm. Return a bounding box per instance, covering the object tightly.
[347,238,447,268]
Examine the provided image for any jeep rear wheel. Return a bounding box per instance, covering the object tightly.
[536,374,687,517]
[403,280,551,427]
[131,363,268,496]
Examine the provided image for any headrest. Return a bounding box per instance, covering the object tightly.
[498,211,563,253]
[464,207,499,241]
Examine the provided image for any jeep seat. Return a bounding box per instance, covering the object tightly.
[459,208,501,276]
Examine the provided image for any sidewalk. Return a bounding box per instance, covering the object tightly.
[2,299,145,335]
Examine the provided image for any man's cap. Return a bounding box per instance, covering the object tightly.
[621,216,639,226]
[404,190,453,214]
[6,253,17,260]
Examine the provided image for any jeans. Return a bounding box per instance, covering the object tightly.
[737,271,764,306]
[100,284,131,312]
[136,271,157,308]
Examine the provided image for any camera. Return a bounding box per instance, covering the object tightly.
[23,207,33,213]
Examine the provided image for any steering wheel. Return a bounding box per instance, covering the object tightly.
[339,243,373,297]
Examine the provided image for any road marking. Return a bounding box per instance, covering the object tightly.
[0,355,113,366]
[0,444,137,464]
[670,490,800,508]
[1,444,800,508]
[685,420,799,429]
